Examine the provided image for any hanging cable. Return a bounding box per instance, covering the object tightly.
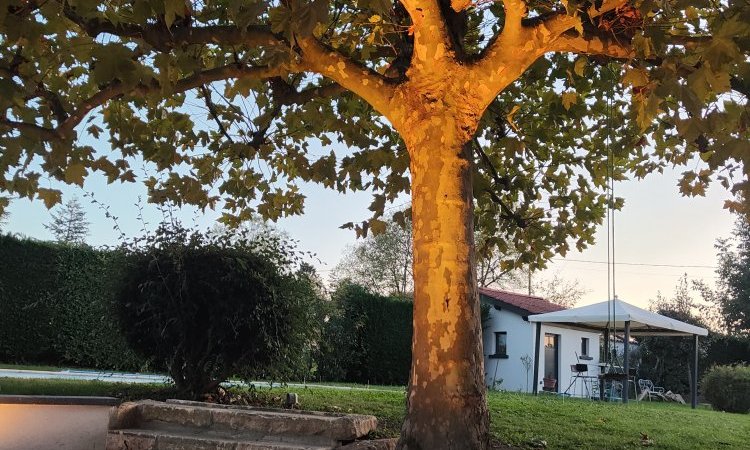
[603,65,622,368]
[605,67,613,367]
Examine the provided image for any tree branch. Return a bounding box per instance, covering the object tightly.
[399,0,453,63]
[499,0,527,41]
[61,1,282,50]
[200,85,234,144]
[473,139,527,228]
[3,64,287,142]
[273,80,345,106]
[473,0,633,104]
[546,31,634,59]
[540,0,629,38]
[297,37,395,117]
[546,31,750,102]
[399,0,444,28]
[0,118,60,141]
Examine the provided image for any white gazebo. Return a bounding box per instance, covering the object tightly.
[528,298,708,408]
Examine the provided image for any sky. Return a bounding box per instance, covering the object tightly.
[542,166,734,307]
[4,151,736,311]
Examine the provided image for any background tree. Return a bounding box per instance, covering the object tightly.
[334,216,583,298]
[474,230,525,288]
[45,197,90,244]
[525,271,586,308]
[2,1,748,447]
[332,215,414,297]
[640,275,709,394]
[716,217,750,334]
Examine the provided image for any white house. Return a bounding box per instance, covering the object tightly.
[480,287,601,396]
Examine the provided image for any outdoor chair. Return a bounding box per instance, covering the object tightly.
[637,379,667,401]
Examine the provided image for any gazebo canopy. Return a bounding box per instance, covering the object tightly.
[528,298,708,337]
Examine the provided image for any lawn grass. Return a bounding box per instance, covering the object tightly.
[280,380,406,392]
[1,377,747,449]
[0,363,64,371]
[486,392,749,449]
[0,377,176,401]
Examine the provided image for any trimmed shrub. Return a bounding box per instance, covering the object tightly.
[704,334,750,368]
[114,224,322,398]
[51,246,144,370]
[317,282,412,385]
[0,234,144,370]
[0,235,58,363]
[702,364,750,413]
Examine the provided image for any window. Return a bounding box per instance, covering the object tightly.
[581,337,590,356]
[494,332,507,357]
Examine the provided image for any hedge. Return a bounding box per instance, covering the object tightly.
[702,364,750,413]
[0,234,145,370]
[703,334,750,368]
[317,283,412,385]
[0,234,58,363]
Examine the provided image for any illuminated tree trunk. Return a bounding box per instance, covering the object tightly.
[398,131,489,450]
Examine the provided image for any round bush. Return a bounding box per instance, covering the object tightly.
[702,364,750,413]
[115,225,317,399]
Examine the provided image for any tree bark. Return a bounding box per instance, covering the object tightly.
[398,132,489,450]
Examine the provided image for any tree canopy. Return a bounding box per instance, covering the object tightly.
[1,0,747,270]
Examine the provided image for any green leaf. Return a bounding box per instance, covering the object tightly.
[370,219,387,235]
[622,68,649,87]
[65,163,87,186]
[37,188,62,209]
[163,0,189,28]
[573,58,587,77]
[561,91,577,110]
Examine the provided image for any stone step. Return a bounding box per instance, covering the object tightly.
[107,428,336,450]
[109,400,378,449]
[165,399,377,441]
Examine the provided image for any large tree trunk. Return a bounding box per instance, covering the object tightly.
[397,133,489,450]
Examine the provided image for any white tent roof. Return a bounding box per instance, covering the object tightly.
[528,298,708,336]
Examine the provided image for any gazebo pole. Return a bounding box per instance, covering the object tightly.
[623,321,630,404]
[601,328,609,400]
[532,322,542,395]
[692,334,699,409]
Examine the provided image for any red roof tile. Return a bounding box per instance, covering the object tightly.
[478,287,566,315]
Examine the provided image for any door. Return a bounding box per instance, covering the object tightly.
[544,333,560,392]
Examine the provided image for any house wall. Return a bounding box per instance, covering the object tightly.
[483,307,601,396]
[536,324,601,397]
[483,306,535,392]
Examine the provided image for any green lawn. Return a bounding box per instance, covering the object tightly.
[0,363,64,371]
[0,377,176,401]
[283,380,405,392]
[1,377,747,449]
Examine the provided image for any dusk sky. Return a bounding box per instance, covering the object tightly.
[4,146,735,310]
